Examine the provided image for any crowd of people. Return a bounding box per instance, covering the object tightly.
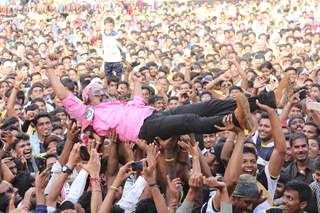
[0,0,320,212]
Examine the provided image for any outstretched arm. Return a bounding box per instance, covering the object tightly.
[257,101,286,177]
[6,71,25,117]
[46,65,71,100]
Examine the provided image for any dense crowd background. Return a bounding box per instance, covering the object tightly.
[0,0,320,212]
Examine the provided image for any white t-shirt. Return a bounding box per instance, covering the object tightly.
[102,31,122,63]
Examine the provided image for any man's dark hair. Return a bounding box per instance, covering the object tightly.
[258,112,270,122]
[118,81,129,88]
[12,133,30,150]
[285,180,312,203]
[135,198,157,213]
[243,146,258,160]
[33,112,52,126]
[0,192,10,212]
[52,107,67,116]
[30,83,44,91]
[31,72,41,79]
[12,172,35,197]
[61,78,76,93]
[25,103,39,112]
[168,96,179,103]
[104,17,115,25]
[229,85,242,94]
[1,116,19,131]
[284,67,297,73]
[43,135,61,151]
[110,204,125,213]
[288,116,305,127]
[289,132,308,147]
[304,121,320,136]
[31,97,45,105]
[200,91,212,99]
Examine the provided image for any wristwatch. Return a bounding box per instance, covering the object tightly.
[62,165,73,175]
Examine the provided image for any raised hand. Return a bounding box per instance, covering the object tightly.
[67,143,81,168]
[188,173,204,189]
[204,176,226,190]
[256,100,274,113]
[66,121,81,143]
[143,144,160,184]
[35,169,51,191]
[214,114,242,133]
[82,149,101,178]
[166,175,181,201]
[113,161,135,187]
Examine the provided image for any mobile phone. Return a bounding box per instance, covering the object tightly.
[80,146,90,161]
[131,161,143,171]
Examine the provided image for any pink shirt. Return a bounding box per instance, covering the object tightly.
[62,94,154,142]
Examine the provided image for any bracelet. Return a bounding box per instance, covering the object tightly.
[92,189,102,193]
[110,186,119,192]
[165,158,175,162]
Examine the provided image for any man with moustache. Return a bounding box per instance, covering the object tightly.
[282,133,316,184]
[288,116,305,134]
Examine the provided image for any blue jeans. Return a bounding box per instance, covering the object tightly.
[104,62,123,77]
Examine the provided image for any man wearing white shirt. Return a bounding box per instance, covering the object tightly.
[102,17,123,77]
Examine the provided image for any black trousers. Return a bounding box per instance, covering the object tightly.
[138,91,276,141]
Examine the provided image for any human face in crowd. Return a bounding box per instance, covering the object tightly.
[288,106,302,118]
[0,180,18,199]
[167,99,179,109]
[275,181,286,199]
[258,118,272,142]
[14,104,24,119]
[241,152,257,175]
[108,81,118,96]
[89,89,105,105]
[200,93,211,102]
[118,83,129,97]
[15,140,32,160]
[0,81,9,97]
[56,112,68,127]
[32,74,42,84]
[309,86,320,100]
[289,118,305,133]
[232,196,258,213]
[46,156,57,168]
[154,99,165,112]
[36,117,53,138]
[104,22,114,33]
[47,141,58,153]
[157,78,169,93]
[142,88,150,104]
[283,189,307,213]
[314,170,320,183]
[34,101,47,112]
[31,86,44,100]
[203,134,216,149]
[303,124,318,138]
[308,138,319,159]
[291,138,309,162]
[53,127,64,138]
[285,140,293,164]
